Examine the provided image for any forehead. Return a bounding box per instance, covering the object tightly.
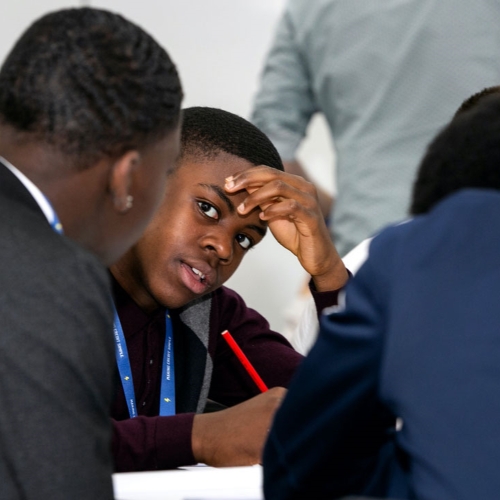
[164,150,267,234]
[175,151,256,184]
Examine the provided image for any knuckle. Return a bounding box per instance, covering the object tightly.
[234,173,248,183]
[273,179,286,191]
[302,181,319,200]
[307,182,317,195]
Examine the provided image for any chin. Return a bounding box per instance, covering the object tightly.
[160,294,190,311]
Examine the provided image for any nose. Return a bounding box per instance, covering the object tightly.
[201,228,233,265]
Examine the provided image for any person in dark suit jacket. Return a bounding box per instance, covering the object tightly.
[0,8,182,500]
[263,93,500,499]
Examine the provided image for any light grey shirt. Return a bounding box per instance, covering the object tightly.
[252,0,500,256]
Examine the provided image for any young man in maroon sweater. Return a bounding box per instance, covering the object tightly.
[110,107,348,471]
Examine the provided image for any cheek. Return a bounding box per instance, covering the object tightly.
[146,157,176,204]
[135,233,168,274]
[220,252,246,284]
[134,186,168,239]
[149,178,169,213]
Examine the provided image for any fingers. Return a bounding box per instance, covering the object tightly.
[191,387,287,467]
[225,166,319,219]
[225,166,348,291]
[257,386,287,410]
[225,165,306,193]
[258,198,320,228]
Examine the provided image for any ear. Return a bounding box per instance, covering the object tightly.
[108,150,141,213]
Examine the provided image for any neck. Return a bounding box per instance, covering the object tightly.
[110,255,162,314]
[0,126,110,263]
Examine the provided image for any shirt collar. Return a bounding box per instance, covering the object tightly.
[0,155,57,226]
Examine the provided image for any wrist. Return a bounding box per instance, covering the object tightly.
[192,413,211,464]
[311,258,349,292]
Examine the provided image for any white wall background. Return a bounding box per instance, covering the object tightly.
[0,1,335,333]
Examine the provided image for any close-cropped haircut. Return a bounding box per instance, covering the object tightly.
[453,85,500,118]
[410,94,500,215]
[0,8,183,168]
[179,107,284,172]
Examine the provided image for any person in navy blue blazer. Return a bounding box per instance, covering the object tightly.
[263,90,500,500]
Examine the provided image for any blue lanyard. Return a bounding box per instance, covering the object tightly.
[113,308,176,418]
[159,311,176,416]
[43,194,63,234]
[50,211,63,234]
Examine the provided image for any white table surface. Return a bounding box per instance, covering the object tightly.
[113,464,263,500]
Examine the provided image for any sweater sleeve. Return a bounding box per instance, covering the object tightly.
[310,281,347,319]
[112,413,196,472]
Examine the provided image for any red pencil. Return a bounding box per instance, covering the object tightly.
[221,330,269,392]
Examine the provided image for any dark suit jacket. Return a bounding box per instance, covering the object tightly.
[0,162,116,499]
[264,189,500,500]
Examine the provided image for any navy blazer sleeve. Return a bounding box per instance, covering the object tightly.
[263,235,396,499]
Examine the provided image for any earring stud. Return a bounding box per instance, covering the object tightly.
[125,195,134,211]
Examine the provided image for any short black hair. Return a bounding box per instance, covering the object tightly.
[179,107,284,171]
[410,94,500,215]
[0,7,183,168]
[453,85,500,118]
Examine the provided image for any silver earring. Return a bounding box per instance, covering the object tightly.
[125,195,134,211]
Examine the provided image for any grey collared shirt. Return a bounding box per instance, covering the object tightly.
[252,0,500,255]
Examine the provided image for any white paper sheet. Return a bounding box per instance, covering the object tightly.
[113,464,263,500]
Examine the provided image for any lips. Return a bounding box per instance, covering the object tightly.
[190,266,206,281]
[179,261,213,296]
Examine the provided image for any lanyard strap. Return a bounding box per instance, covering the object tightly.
[50,212,63,234]
[159,312,176,416]
[113,308,176,418]
[44,194,63,234]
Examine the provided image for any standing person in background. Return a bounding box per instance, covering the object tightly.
[252,0,500,257]
[286,85,500,356]
[0,8,182,500]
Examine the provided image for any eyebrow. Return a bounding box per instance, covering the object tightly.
[199,183,268,238]
[200,183,235,213]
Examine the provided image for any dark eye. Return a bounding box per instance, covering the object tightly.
[197,201,219,220]
[236,234,252,250]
